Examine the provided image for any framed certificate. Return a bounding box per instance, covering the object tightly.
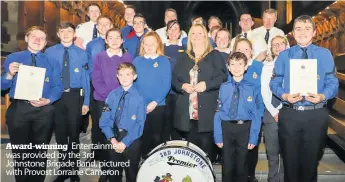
[289,59,317,96]
[14,65,46,100]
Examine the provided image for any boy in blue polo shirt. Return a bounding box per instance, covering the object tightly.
[99,62,146,182]
[214,52,261,182]
[270,15,338,182]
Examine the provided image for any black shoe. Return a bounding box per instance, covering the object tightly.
[53,175,69,182]
[98,175,109,182]
[248,176,259,182]
[70,175,80,182]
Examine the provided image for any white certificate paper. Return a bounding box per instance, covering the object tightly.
[14,65,46,100]
[290,59,317,96]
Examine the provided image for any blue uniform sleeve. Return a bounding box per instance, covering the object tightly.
[153,58,171,104]
[270,52,286,99]
[122,97,146,147]
[1,54,14,90]
[255,88,265,117]
[81,52,90,106]
[249,89,262,146]
[85,43,92,77]
[320,49,339,100]
[48,60,63,103]
[99,93,116,140]
[213,85,224,144]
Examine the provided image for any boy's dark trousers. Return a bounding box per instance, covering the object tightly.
[108,139,141,182]
[221,120,251,182]
[278,107,328,182]
[90,99,110,173]
[6,100,54,182]
[53,90,83,174]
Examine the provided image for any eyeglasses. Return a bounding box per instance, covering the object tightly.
[272,42,286,48]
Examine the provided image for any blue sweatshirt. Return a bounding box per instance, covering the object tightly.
[133,55,171,106]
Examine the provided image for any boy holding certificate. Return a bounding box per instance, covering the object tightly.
[270,15,339,182]
[99,62,145,182]
[1,26,63,182]
[45,21,90,182]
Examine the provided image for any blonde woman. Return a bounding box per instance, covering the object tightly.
[172,24,227,158]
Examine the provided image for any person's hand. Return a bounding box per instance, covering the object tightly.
[115,142,126,153]
[282,93,303,104]
[82,105,89,115]
[146,101,158,114]
[110,138,119,148]
[273,113,279,122]
[305,93,325,104]
[248,144,256,150]
[195,81,206,93]
[8,62,21,76]
[29,98,50,107]
[216,143,223,148]
[182,83,195,94]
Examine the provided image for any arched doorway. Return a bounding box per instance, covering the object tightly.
[182,1,245,37]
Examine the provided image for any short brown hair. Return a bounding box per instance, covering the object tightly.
[228,52,248,65]
[87,3,101,13]
[57,21,75,31]
[210,25,221,34]
[293,15,316,31]
[125,5,136,12]
[166,8,177,14]
[232,37,253,57]
[208,16,223,28]
[97,15,113,24]
[117,62,137,74]
[139,32,164,56]
[263,8,277,17]
[26,26,47,36]
[216,28,231,40]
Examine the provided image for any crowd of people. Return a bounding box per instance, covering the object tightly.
[1,2,339,182]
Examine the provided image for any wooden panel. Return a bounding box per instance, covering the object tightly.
[44,1,59,44]
[60,8,73,22]
[23,1,43,29]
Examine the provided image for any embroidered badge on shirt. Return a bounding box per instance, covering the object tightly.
[153,61,158,68]
[178,49,184,52]
[247,96,252,102]
[131,115,136,120]
[45,77,49,82]
[74,68,79,72]
[253,72,258,79]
